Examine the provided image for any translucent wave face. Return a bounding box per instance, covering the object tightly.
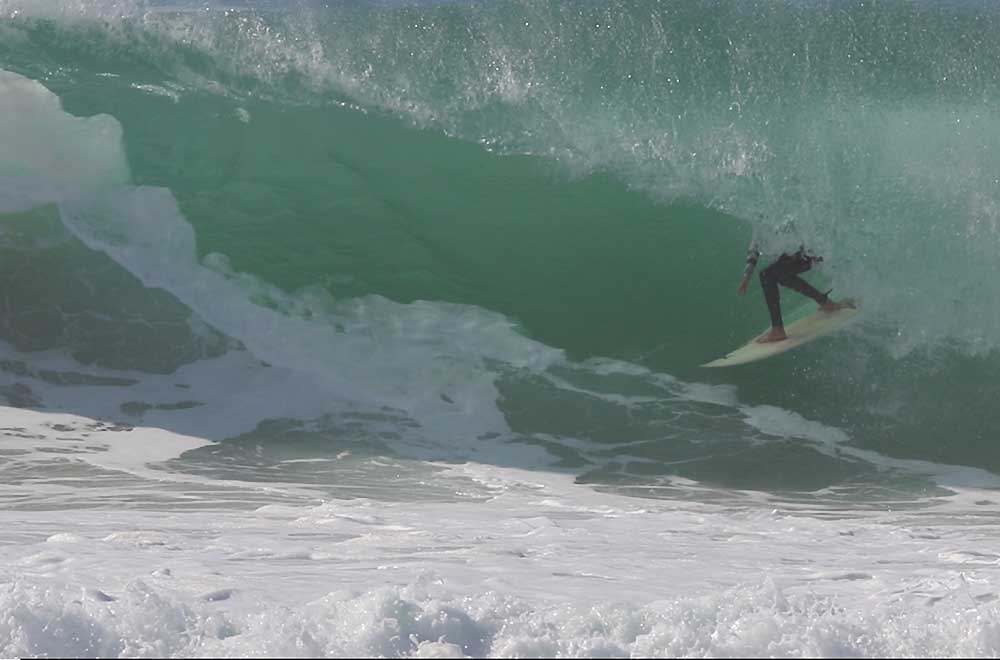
[0,67,562,446]
[6,0,1000,356]
[4,4,1000,484]
[0,67,927,496]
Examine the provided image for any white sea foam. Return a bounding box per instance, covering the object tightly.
[0,70,128,213]
[2,459,1000,658]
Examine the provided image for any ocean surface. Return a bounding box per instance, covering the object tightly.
[2,0,1000,656]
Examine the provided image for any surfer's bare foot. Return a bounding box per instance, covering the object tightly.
[819,299,855,313]
[756,327,788,343]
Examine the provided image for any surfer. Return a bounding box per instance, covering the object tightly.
[738,239,851,344]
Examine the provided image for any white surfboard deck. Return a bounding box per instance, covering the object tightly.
[702,305,859,368]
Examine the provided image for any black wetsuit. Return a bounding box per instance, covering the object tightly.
[743,244,830,329]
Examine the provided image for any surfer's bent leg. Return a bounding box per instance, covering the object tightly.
[759,251,828,328]
[781,273,829,305]
[777,251,829,305]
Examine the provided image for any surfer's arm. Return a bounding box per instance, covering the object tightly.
[738,241,760,294]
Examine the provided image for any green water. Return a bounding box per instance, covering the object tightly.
[2,0,1000,480]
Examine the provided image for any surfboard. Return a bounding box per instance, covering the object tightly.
[702,305,859,368]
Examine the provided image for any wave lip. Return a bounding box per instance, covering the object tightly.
[0,70,127,213]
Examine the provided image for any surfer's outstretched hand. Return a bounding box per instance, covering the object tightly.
[737,276,750,295]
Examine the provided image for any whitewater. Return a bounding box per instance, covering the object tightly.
[2,0,1000,656]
